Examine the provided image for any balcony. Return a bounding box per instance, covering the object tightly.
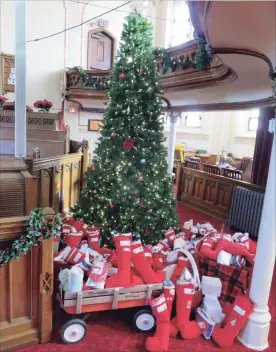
[65,40,236,102]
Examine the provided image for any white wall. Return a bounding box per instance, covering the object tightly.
[163,110,256,158]
[0,0,159,111]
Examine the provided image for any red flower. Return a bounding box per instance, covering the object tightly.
[0,96,8,102]
[38,236,44,241]
[123,138,135,150]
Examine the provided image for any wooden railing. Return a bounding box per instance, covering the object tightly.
[65,40,235,100]
[177,165,265,221]
[0,209,55,351]
[25,147,88,215]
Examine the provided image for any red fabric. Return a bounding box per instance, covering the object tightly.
[131,240,165,284]
[21,204,276,352]
[164,229,176,247]
[152,253,165,270]
[144,245,154,266]
[170,257,190,284]
[65,232,83,247]
[105,235,132,288]
[173,281,201,339]
[212,296,254,348]
[86,227,101,249]
[146,294,171,352]
[215,239,254,265]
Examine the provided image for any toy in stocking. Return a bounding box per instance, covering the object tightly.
[105,234,132,288]
[212,295,254,348]
[131,240,165,284]
[183,219,193,240]
[170,268,201,339]
[215,238,255,265]
[65,228,83,247]
[146,289,173,352]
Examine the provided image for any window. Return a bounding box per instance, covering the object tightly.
[166,1,194,48]
[248,109,259,131]
[184,112,201,128]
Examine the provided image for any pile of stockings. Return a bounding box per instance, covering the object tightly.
[146,270,254,351]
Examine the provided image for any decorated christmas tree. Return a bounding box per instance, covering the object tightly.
[72,12,179,244]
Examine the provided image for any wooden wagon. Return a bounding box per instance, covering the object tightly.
[58,283,163,344]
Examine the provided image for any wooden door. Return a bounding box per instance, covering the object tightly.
[0,218,54,351]
[88,31,112,70]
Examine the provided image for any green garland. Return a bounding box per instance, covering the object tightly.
[0,208,62,267]
[72,66,89,82]
[153,43,212,74]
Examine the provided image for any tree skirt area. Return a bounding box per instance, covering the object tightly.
[21,204,276,352]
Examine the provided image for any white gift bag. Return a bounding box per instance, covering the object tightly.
[59,265,84,293]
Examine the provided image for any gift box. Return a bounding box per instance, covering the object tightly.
[217,250,232,266]
[202,276,222,297]
[202,295,224,324]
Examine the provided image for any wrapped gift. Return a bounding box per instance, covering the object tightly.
[196,307,216,339]
[59,265,84,293]
[202,276,222,297]
[217,250,232,266]
[86,257,110,289]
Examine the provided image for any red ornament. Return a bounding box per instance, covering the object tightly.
[119,73,126,80]
[139,204,144,208]
[122,197,126,201]
[111,131,117,137]
[123,138,135,150]
[148,119,153,123]
[138,176,143,183]
[110,203,115,208]
[136,197,140,202]
[139,67,143,75]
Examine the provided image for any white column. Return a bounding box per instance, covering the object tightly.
[15,0,26,158]
[238,120,275,351]
[167,111,178,176]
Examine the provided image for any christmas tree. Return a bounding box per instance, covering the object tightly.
[72,12,179,244]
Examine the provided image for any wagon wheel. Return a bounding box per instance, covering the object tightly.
[61,319,87,344]
[133,309,156,332]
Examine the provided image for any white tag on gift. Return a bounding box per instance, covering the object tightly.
[157,303,167,313]
[234,305,245,316]
[120,240,130,246]
[133,247,143,254]
[184,288,194,294]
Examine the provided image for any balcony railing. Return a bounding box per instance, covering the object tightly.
[65,40,236,101]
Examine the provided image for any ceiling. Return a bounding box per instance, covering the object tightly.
[167,1,276,108]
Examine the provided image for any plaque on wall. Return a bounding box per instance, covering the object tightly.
[88,119,104,131]
[1,53,15,94]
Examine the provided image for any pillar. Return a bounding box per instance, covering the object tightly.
[15,0,26,158]
[238,118,275,350]
[167,111,179,176]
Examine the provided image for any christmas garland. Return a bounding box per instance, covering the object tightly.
[153,43,212,74]
[0,208,62,267]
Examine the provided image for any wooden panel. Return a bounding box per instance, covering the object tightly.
[177,165,265,221]
[0,212,55,351]
[1,53,15,94]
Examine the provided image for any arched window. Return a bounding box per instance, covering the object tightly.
[166,1,194,48]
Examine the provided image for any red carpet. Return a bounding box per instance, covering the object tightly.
[20,203,275,352]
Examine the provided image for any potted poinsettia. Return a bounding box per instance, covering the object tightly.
[0,95,8,109]
[34,99,53,113]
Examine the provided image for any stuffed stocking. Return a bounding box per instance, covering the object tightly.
[199,237,217,261]
[86,226,101,250]
[233,233,257,255]
[171,269,201,339]
[146,291,172,352]
[212,296,254,348]
[144,245,154,266]
[215,239,254,264]
[170,256,190,284]
[105,235,132,288]
[164,229,176,247]
[152,252,165,270]
[131,240,165,284]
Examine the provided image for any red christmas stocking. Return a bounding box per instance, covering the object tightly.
[144,245,154,267]
[152,252,165,270]
[146,293,171,352]
[86,226,101,249]
[164,229,176,247]
[212,296,254,348]
[105,235,132,288]
[174,274,201,339]
[215,239,254,264]
[170,256,190,284]
[199,237,217,261]
[131,240,165,284]
[163,280,175,313]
